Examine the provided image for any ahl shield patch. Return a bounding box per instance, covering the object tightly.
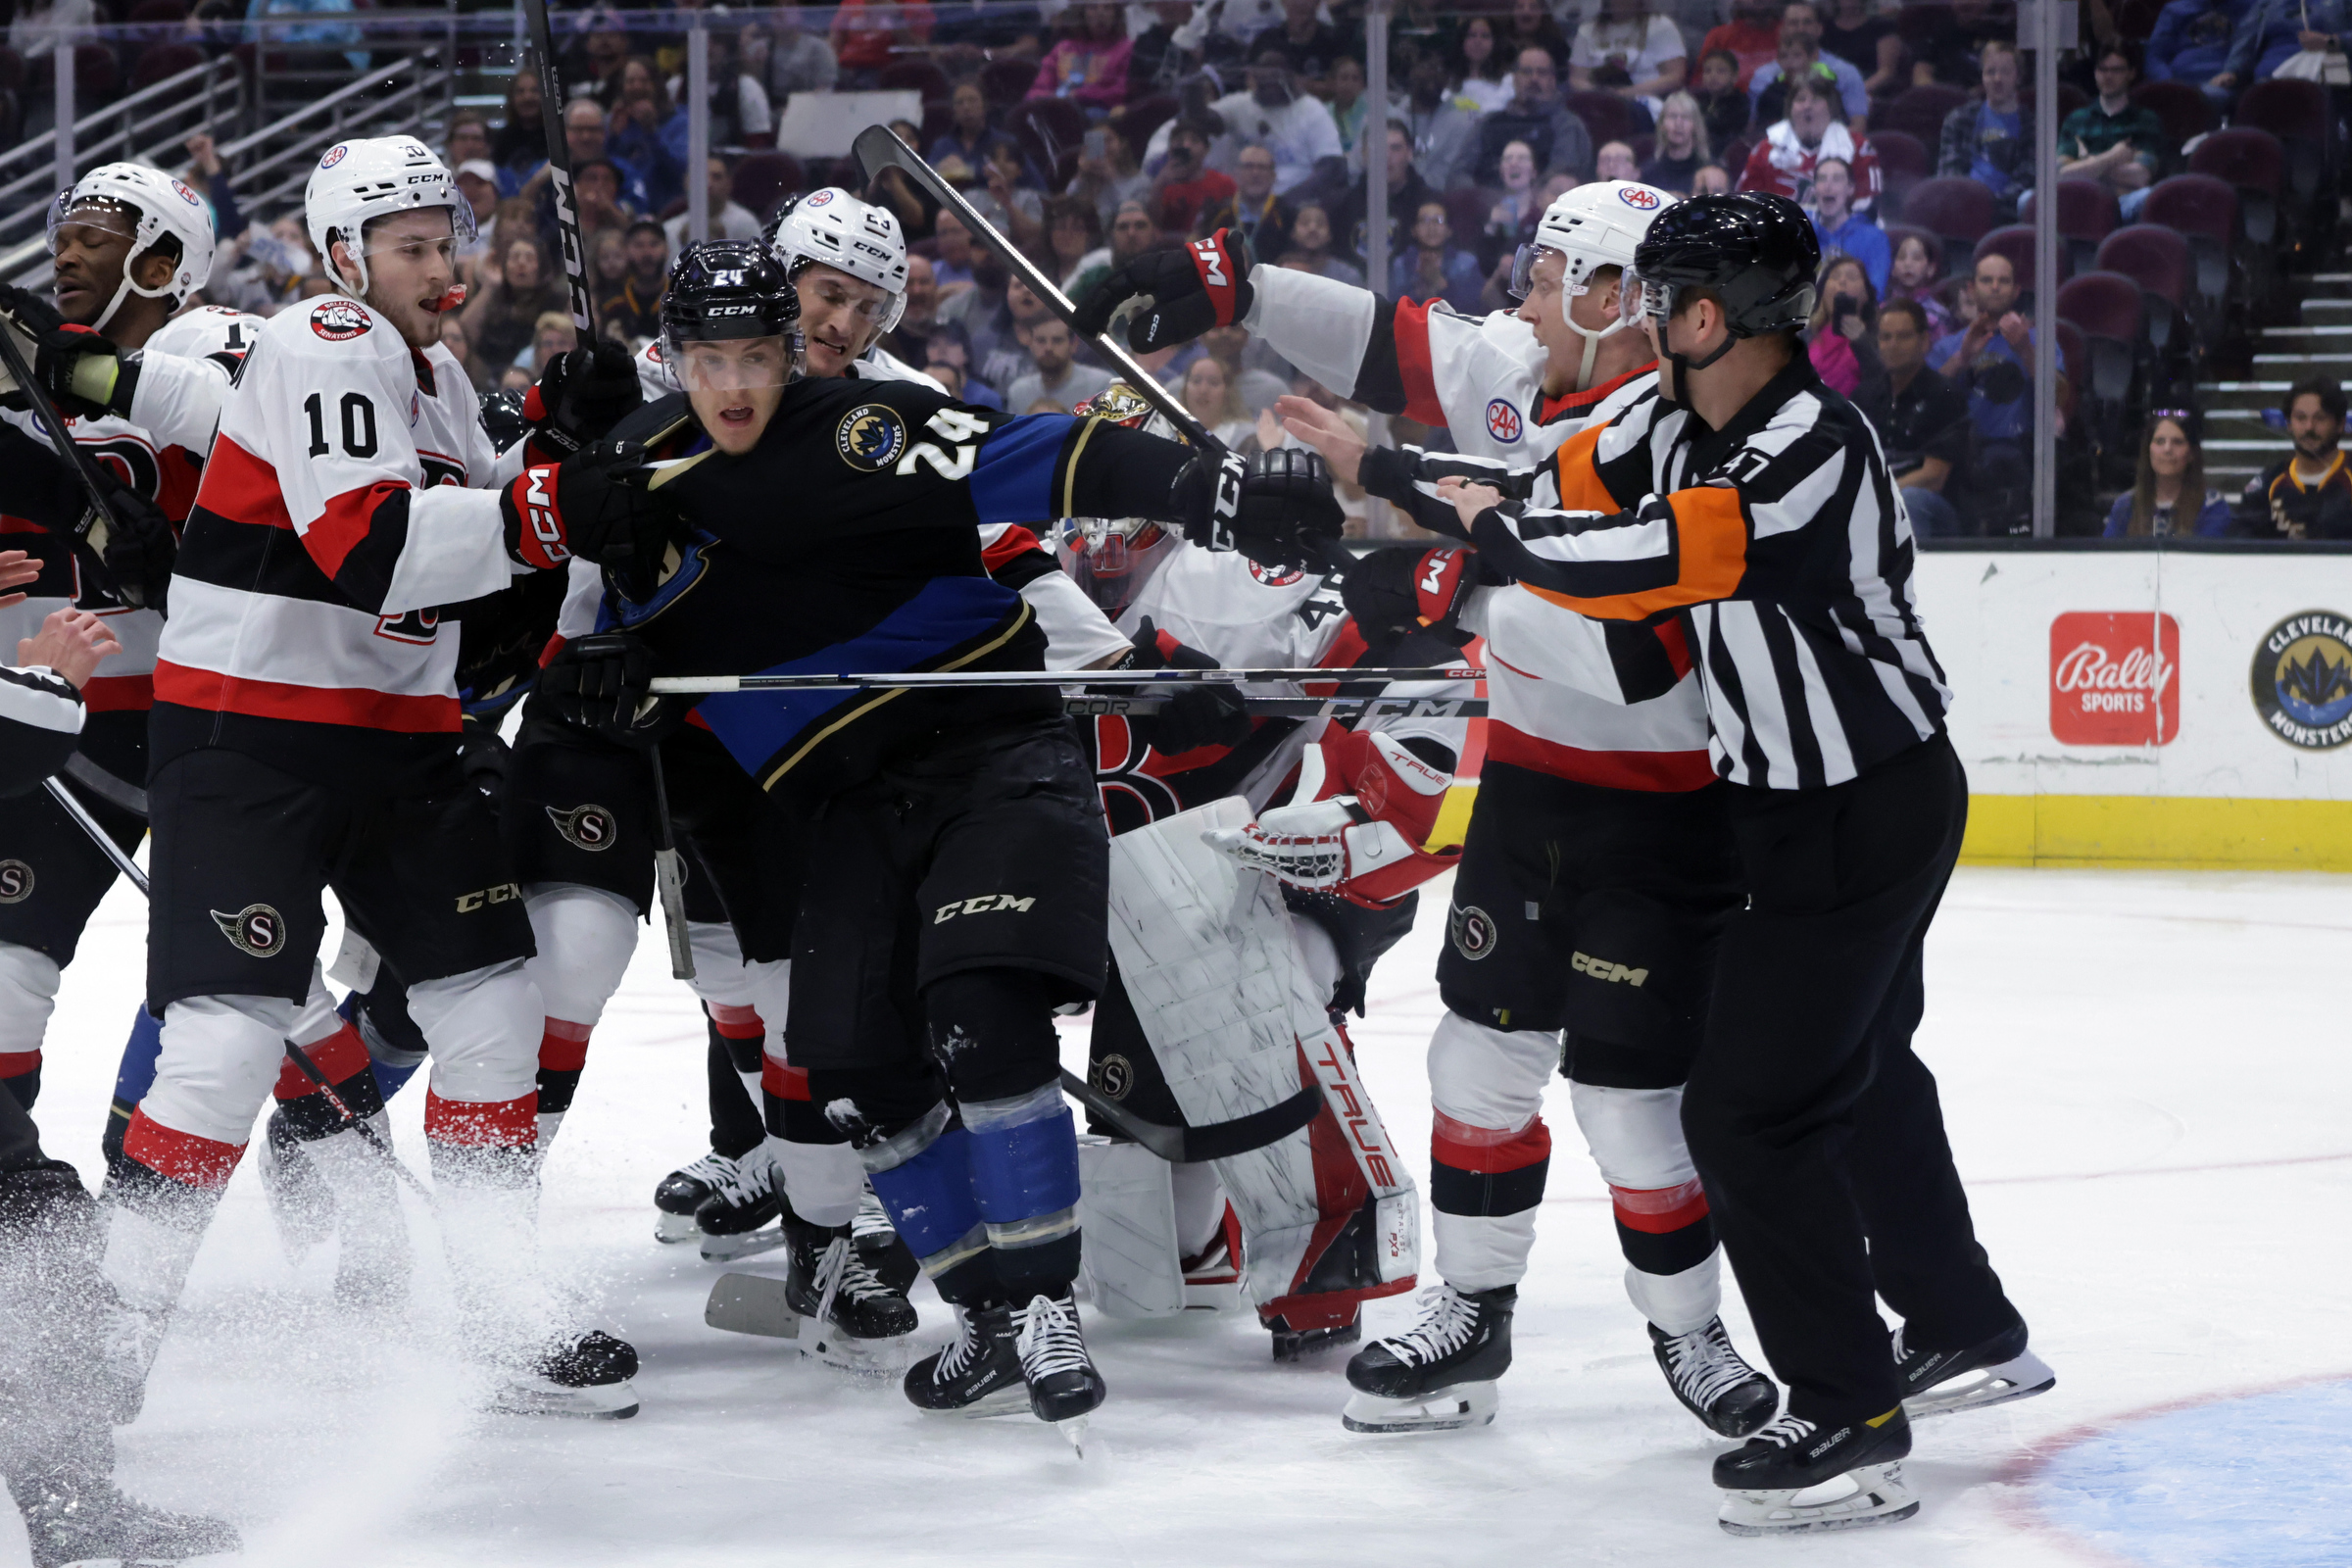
[211,903,288,958]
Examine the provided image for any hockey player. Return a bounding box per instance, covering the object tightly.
[1418,191,2046,1533]
[108,135,666,1419]
[1079,185,1778,1436]
[0,163,256,1125]
[546,239,1347,1433]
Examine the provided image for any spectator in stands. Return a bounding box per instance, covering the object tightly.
[672,29,773,147]
[2059,45,2167,218]
[532,310,578,370]
[576,22,630,106]
[2144,0,2246,102]
[8,0,95,73]
[537,98,652,216]
[1808,157,1886,291]
[2241,376,2352,538]
[590,226,628,300]
[931,208,977,293]
[1251,0,1348,89]
[931,81,1028,185]
[2106,411,2234,535]
[1007,318,1116,412]
[1030,2,1135,108]
[1806,252,1879,394]
[1072,122,1152,228]
[446,115,496,173]
[968,273,1054,394]
[1740,77,1881,212]
[608,57,691,214]
[979,139,1047,252]
[1689,47,1754,151]
[1820,0,1904,100]
[1502,0,1575,74]
[831,0,933,89]
[1594,140,1642,181]
[572,158,635,237]
[1335,121,1437,261]
[1855,297,1974,536]
[1328,55,1374,165]
[467,232,567,376]
[1392,199,1485,311]
[1454,17,1517,112]
[663,158,762,248]
[1888,231,1956,335]
[1182,356,1257,446]
[1046,196,1114,296]
[1200,321,1293,411]
[759,10,840,97]
[1282,202,1364,284]
[1396,49,1483,193]
[1692,163,1733,194]
[1210,52,1344,192]
[596,220,669,343]
[1131,0,1204,96]
[2216,0,2352,90]
[1749,5,1872,134]
[1642,89,1713,191]
[1904,0,2013,88]
[1471,47,1597,186]
[454,161,500,267]
[1932,250,2050,531]
[437,311,483,390]
[1194,144,1289,256]
[881,254,939,366]
[1702,0,1786,90]
[1155,118,1240,233]
[1936,39,2035,219]
[1483,140,1544,262]
[493,67,549,196]
[926,321,1004,407]
[1569,0,1690,110]
[181,132,245,253]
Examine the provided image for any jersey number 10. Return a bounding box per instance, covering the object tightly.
[305,391,379,460]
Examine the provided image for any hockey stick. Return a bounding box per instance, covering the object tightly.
[63,751,148,816]
[42,775,145,893]
[1057,1069,1323,1164]
[0,310,129,595]
[1065,693,1487,719]
[650,664,1482,694]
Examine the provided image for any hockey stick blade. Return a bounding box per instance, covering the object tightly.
[63,752,148,817]
[1057,1070,1323,1163]
[705,1272,803,1339]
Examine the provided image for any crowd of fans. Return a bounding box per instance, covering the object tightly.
[6,0,2348,538]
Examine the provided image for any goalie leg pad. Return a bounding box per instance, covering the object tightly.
[1076,1138,1186,1318]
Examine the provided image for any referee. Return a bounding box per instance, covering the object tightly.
[1425,192,2048,1533]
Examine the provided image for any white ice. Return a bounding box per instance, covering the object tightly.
[5,866,2348,1568]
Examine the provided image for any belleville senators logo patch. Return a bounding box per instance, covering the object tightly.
[0,859,31,904]
[211,903,287,958]
[311,300,371,341]
[547,803,618,852]
[1449,903,1496,960]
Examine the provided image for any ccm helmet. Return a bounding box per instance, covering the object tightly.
[45,163,218,331]
[1625,191,1820,379]
[305,136,474,303]
[1508,179,1677,390]
[766,187,910,339]
[660,239,804,388]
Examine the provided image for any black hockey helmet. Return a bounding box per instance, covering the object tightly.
[1625,192,1820,375]
[660,238,803,393]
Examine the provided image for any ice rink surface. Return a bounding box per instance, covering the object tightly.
[5,865,2348,1568]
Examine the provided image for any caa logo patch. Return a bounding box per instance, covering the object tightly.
[806,189,835,208]
[0,859,31,904]
[1486,398,1523,444]
[210,903,287,959]
[1618,186,1661,210]
[836,403,908,471]
[547,803,618,852]
[171,177,204,207]
[1249,561,1304,587]
[311,300,370,341]
[1449,903,1497,960]
[318,143,348,170]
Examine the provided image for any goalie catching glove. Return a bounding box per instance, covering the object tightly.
[1172,445,1345,573]
[1072,228,1251,353]
[1204,728,1466,907]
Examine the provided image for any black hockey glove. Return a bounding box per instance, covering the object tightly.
[92,469,175,613]
[539,631,677,749]
[1341,544,1477,650]
[1071,228,1252,352]
[523,340,644,464]
[502,441,679,600]
[1172,445,1347,573]
[457,714,513,797]
[1115,617,1252,756]
[0,283,129,418]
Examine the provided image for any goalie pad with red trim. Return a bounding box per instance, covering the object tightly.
[1203,728,1467,908]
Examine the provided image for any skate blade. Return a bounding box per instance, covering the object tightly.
[655,1212,702,1244]
[491,1376,641,1420]
[802,1330,918,1380]
[1903,1349,2056,1421]
[1054,1412,1090,1458]
[1718,1462,1917,1535]
[1340,1380,1498,1434]
[699,1224,787,1262]
[706,1273,802,1339]
[915,1384,1034,1420]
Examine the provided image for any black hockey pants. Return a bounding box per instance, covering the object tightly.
[1681,734,2023,1426]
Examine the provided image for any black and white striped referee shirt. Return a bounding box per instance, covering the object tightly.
[1446,355,1951,790]
[0,662,85,795]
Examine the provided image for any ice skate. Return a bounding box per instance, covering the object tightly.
[1714,1408,1917,1535]
[255,1105,334,1262]
[653,1152,742,1244]
[1650,1316,1779,1437]
[694,1156,785,1261]
[852,1182,919,1294]
[1341,1282,1512,1433]
[905,1301,1028,1418]
[1015,1290,1105,1451]
[1895,1320,2054,1419]
[18,1467,241,1568]
[788,1221,917,1368]
[492,1329,641,1419]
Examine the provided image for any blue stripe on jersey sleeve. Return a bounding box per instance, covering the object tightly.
[968,414,1074,524]
[694,573,1024,777]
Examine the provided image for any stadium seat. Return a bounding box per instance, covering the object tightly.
[0,44,28,93]
[1442,187,1490,245]
[878,58,952,107]
[1872,129,1930,220]
[128,40,202,90]
[730,151,804,217]
[1902,176,1997,269]
[2056,270,2146,451]
[1719,136,1751,178]
[1565,89,1642,147]
[2141,173,2236,328]
[918,100,956,149]
[2130,79,2214,152]
[2188,126,2285,249]
[2233,77,2330,202]
[1873,83,1966,144]
[2021,178,2121,275]
[980,57,1035,110]
[2095,223,2193,355]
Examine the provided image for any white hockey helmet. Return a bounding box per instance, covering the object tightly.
[45,162,218,331]
[768,187,909,339]
[1509,179,1677,387]
[304,136,475,303]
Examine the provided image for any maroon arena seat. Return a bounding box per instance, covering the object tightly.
[2095,223,2194,353]
[1117,92,1179,151]
[2055,270,2147,417]
[2188,125,2285,246]
[1565,88,1642,147]
[128,40,202,90]
[1872,83,1966,144]
[980,57,1036,109]
[1872,127,1929,219]
[2233,77,2330,200]
[878,58,952,107]
[1902,175,1997,266]
[2141,172,2237,317]
[2130,79,2214,151]
[730,151,804,217]
[2021,177,2121,274]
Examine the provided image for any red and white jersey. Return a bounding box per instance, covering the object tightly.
[157,296,525,736]
[0,305,259,714]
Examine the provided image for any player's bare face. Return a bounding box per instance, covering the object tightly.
[797,265,893,376]
[682,336,791,454]
[50,207,145,326]
[351,209,460,351]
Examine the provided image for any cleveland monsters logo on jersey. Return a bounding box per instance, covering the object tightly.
[836,404,908,471]
[0,860,31,904]
[1449,903,1496,961]
[211,903,287,959]
[311,300,370,341]
[547,803,618,853]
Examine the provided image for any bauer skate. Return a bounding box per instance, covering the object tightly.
[1714,1408,1917,1535]
[694,1157,786,1261]
[493,1330,641,1419]
[1895,1320,2055,1420]
[1651,1317,1779,1437]
[1341,1282,1512,1434]
[1015,1290,1106,1454]
[653,1152,741,1244]
[905,1301,1029,1418]
[852,1182,919,1294]
[790,1223,916,1370]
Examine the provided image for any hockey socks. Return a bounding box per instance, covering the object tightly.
[0,942,59,1113]
[535,1019,592,1147]
[861,1105,995,1304]
[101,1004,165,1166]
[962,1083,1083,1296]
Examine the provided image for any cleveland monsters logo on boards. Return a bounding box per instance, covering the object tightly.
[0,860,31,904]
[311,300,370,341]
[547,803,618,852]
[2250,610,2352,750]
[1449,903,1496,960]
[836,404,907,471]
[1091,1054,1134,1101]
[211,903,286,958]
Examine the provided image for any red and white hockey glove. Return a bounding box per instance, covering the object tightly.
[1071,227,1252,352]
[1204,729,1466,907]
[501,441,675,594]
[1341,544,1478,647]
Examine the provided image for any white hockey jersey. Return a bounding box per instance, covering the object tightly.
[156,296,527,740]
[0,305,259,713]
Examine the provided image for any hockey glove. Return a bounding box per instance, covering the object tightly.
[0,284,129,418]
[1204,729,1464,908]
[1172,445,1347,573]
[91,469,175,613]
[1115,616,1252,756]
[457,714,513,797]
[1071,228,1252,352]
[538,631,676,748]
[523,340,644,464]
[503,441,678,595]
[1341,544,1478,649]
